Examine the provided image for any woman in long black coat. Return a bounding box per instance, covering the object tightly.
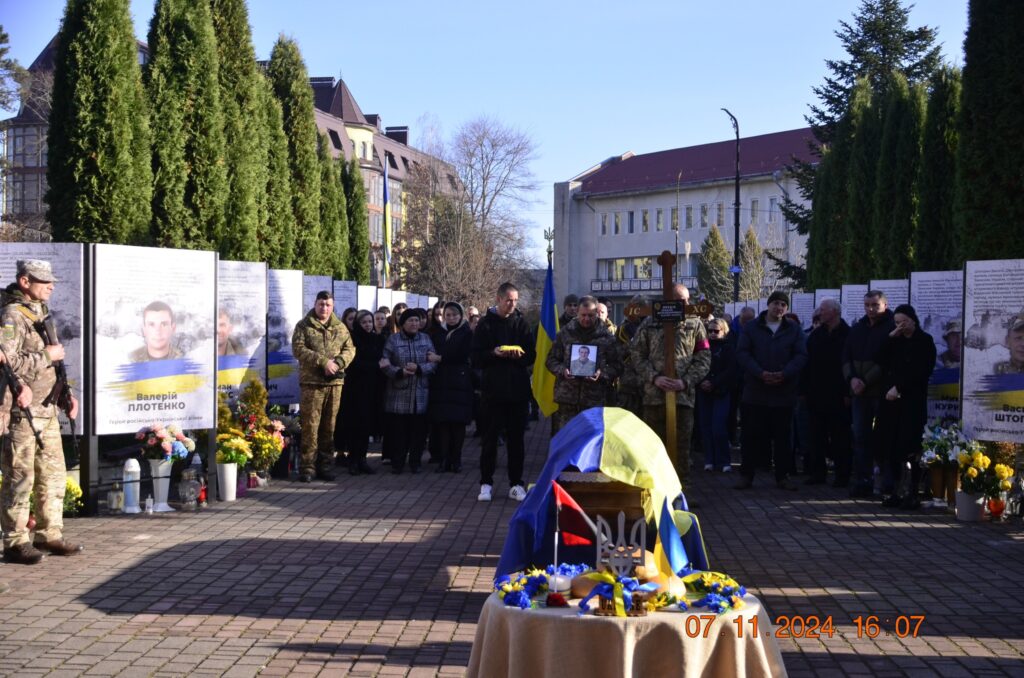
[427,302,474,472]
[340,310,387,475]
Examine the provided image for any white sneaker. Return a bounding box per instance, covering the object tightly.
[721,465,733,473]
[508,485,527,502]
[703,464,714,472]
[478,484,492,502]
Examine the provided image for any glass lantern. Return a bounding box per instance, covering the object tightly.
[107,481,125,514]
[178,468,201,512]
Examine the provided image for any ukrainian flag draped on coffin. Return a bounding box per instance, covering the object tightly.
[495,407,708,579]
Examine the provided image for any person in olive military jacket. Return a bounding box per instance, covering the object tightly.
[291,290,355,482]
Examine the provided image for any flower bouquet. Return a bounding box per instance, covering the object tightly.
[920,419,967,506]
[136,423,196,463]
[216,429,252,466]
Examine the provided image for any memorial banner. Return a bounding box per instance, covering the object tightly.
[814,288,840,308]
[357,285,377,312]
[377,288,393,311]
[758,298,768,314]
[392,290,408,307]
[868,278,909,305]
[841,284,868,327]
[962,259,1024,442]
[428,296,439,310]
[267,269,304,405]
[217,261,267,404]
[790,293,815,330]
[93,245,216,434]
[333,280,358,314]
[910,270,963,420]
[0,243,84,434]
[303,275,332,311]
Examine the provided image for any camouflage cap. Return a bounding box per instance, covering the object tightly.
[942,320,962,337]
[16,259,58,283]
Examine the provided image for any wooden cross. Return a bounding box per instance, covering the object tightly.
[656,251,681,460]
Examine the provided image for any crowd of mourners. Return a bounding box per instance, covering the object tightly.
[291,281,950,511]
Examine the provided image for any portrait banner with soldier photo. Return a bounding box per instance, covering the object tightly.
[910,271,964,420]
[268,269,304,405]
[0,243,84,435]
[962,259,1024,442]
[790,293,814,331]
[217,261,268,404]
[93,245,216,434]
[868,279,909,306]
[333,281,358,315]
[814,289,840,309]
[840,284,868,327]
[303,275,332,312]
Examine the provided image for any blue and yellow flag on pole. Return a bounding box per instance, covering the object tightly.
[382,156,392,285]
[531,261,559,417]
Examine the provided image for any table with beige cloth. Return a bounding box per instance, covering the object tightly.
[466,591,787,678]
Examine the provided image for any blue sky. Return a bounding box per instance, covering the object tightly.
[2,0,969,264]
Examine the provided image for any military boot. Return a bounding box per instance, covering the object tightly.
[3,542,46,565]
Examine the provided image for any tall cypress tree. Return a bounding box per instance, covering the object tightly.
[954,0,1024,262]
[840,78,878,282]
[804,155,833,288]
[738,226,766,300]
[210,0,263,261]
[342,156,370,283]
[872,74,925,277]
[697,227,732,311]
[266,36,322,273]
[915,66,961,270]
[256,73,295,268]
[146,0,227,250]
[317,135,349,278]
[46,0,151,244]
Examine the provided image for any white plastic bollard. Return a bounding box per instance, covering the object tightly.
[123,458,141,514]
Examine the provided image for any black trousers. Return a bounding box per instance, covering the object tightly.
[434,422,467,469]
[740,403,795,481]
[806,405,852,483]
[883,399,927,498]
[384,413,428,470]
[481,399,528,487]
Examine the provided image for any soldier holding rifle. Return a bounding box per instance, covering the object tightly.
[1,260,82,565]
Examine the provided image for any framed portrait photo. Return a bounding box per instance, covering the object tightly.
[569,343,599,377]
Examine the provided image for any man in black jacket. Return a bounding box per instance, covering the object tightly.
[802,298,851,486]
[842,290,896,498]
[734,291,808,490]
[471,282,536,503]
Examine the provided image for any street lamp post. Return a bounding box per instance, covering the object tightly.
[722,108,740,303]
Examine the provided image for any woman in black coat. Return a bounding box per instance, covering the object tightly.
[697,318,738,472]
[878,304,936,509]
[427,301,474,472]
[340,310,387,475]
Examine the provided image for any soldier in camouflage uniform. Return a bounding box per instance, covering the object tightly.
[630,284,711,489]
[994,314,1024,374]
[292,290,355,483]
[129,301,184,362]
[545,296,620,434]
[1,260,82,565]
[615,296,648,417]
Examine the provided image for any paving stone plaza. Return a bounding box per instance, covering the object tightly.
[0,422,1022,677]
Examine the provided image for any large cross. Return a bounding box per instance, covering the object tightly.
[623,251,713,457]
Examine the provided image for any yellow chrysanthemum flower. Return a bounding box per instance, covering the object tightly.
[958,453,970,466]
[967,467,978,478]
[1000,480,1012,491]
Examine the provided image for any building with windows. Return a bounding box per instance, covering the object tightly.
[553,128,816,320]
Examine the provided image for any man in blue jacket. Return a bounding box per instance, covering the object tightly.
[734,291,808,490]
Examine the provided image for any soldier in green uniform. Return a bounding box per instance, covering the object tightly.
[937,320,962,369]
[631,284,711,489]
[292,290,355,482]
[1,260,82,565]
[994,314,1024,374]
[545,296,620,434]
[129,301,183,362]
[217,309,244,356]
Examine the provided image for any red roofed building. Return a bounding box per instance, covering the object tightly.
[553,128,817,319]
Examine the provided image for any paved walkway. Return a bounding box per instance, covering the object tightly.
[1,420,1022,677]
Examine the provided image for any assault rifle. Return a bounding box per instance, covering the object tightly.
[34,317,78,453]
[0,359,44,447]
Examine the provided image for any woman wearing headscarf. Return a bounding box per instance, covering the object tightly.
[427,302,474,472]
[338,310,385,475]
[878,304,936,509]
[380,308,437,473]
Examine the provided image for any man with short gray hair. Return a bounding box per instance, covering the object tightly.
[801,298,851,486]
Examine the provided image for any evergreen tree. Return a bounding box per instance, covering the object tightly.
[805,154,835,288]
[256,73,295,268]
[342,156,371,283]
[146,0,227,250]
[840,78,878,282]
[696,227,732,311]
[954,0,1024,262]
[738,226,766,300]
[915,66,961,270]
[317,134,349,278]
[266,36,322,273]
[210,0,264,261]
[872,73,925,277]
[46,0,152,244]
